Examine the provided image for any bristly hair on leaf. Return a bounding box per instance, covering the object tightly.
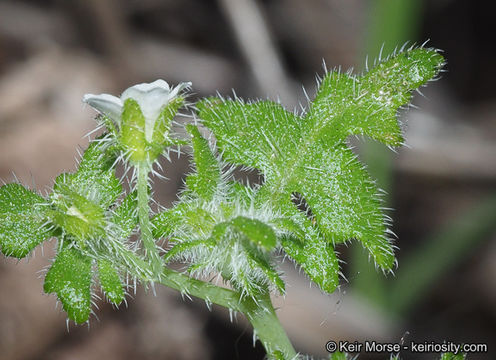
[152,125,289,298]
[196,47,444,283]
[0,138,137,324]
[0,183,52,258]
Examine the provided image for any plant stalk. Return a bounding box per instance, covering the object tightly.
[113,236,245,311]
[243,291,297,359]
[137,162,162,277]
[159,269,297,358]
[114,242,296,358]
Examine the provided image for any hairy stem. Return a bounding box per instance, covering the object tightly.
[114,243,295,358]
[137,162,162,277]
[113,240,244,310]
[159,268,244,311]
[159,273,297,359]
[244,291,297,359]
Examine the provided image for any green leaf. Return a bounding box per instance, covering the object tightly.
[152,203,215,240]
[185,124,221,201]
[71,139,121,208]
[208,216,276,251]
[281,226,339,293]
[163,238,216,262]
[44,246,92,324]
[210,221,229,240]
[245,248,285,293]
[230,216,277,251]
[273,202,340,292]
[51,185,106,241]
[50,140,122,240]
[271,217,306,241]
[0,184,50,258]
[197,98,301,175]
[111,191,138,239]
[198,48,444,271]
[182,206,216,234]
[157,200,282,294]
[294,144,394,268]
[98,259,125,305]
[152,207,183,239]
[307,48,444,147]
[53,140,121,209]
[228,181,253,206]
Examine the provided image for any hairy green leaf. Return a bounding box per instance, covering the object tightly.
[51,185,106,242]
[198,48,444,272]
[44,246,92,324]
[293,144,394,268]
[111,191,138,239]
[245,248,285,293]
[50,140,122,241]
[230,216,277,251]
[272,202,340,292]
[307,48,444,146]
[154,186,283,294]
[0,184,50,258]
[282,232,339,293]
[53,140,121,209]
[185,124,221,201]
[152,207,183,239]
[208,215,277,252]
[98,259,125,305]
[163,238,216,262]
[153,203,215,240]
[197,98,301,175]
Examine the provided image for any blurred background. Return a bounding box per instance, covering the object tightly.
[0,0,494,359]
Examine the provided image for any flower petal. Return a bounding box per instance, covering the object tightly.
[83,93,123,126]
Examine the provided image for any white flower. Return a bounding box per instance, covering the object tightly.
[83,79,191,142]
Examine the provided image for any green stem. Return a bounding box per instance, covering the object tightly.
[159,268,244,311]
[158,271,297,358]
[244,291,297,359]
[137,162,162,276]
[113,240,244,310]
[114,243,296,358]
